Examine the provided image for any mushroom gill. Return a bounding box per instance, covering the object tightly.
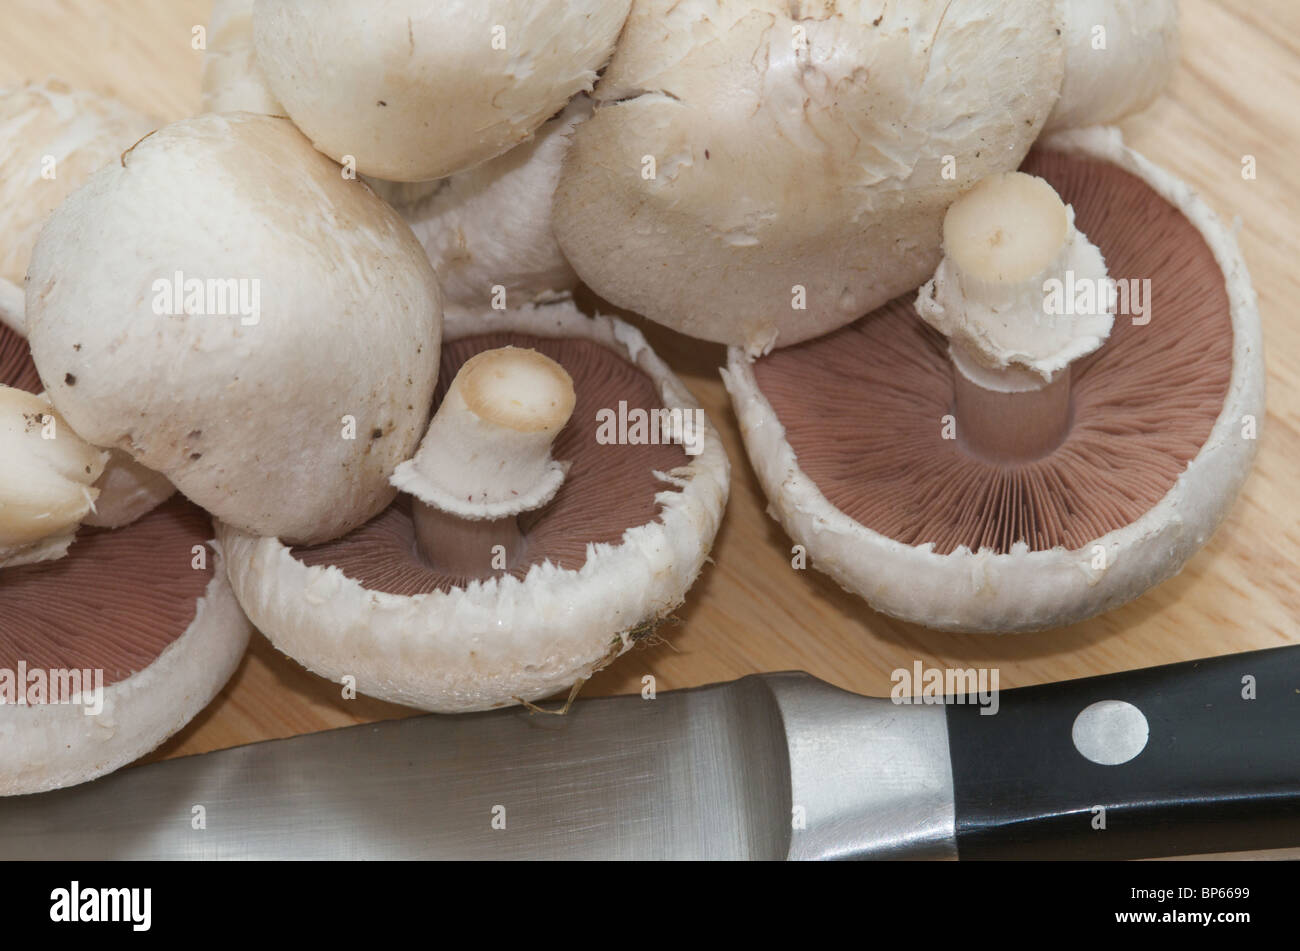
[292,333,690,593]
[0,497,216,686]
[0,321,39,393]
[752,149,1234,555]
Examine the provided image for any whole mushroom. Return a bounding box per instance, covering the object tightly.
[725,130,1263,632]
[219,301,730,712]
[24,112,442,545]
[553,0,1067,352]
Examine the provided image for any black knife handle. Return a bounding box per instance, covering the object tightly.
[945,644,1300,860]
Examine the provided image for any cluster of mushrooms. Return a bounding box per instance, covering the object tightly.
[0,0,1262,794]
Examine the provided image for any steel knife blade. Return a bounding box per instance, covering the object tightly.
[1,646,1296,860]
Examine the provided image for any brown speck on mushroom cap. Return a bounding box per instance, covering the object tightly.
[753,149,1233,555]
[0,497,215,686]
[293,333,688,592]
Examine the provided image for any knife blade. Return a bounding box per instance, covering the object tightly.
[1,646,1296,860]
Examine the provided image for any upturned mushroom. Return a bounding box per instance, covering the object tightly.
[725,129,1263,632]
[24,112,442,545]
[553,0,1067,352]
[252,0,632,182]
[219,301,729,712]
[0,495,253,795]
[0,79,156,333]
[0,317,252,795]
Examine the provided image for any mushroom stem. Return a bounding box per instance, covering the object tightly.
[916,172,1113,462]
[951,365,1073,463]
[410,506,526,577]
[390,347,575,577]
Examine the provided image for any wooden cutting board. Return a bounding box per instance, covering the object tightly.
[2,0,1295,761]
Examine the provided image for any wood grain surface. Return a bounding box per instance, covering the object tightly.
[1,0,1295,763]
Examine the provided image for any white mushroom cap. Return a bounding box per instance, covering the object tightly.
[1044,0,1180,133]
[552,0,1066,353]
[252,0,632,182]
[0,501,252,795]
[219,301,730,712]
[200,0,284,115]
[724,128,1263,633]
[915,171,1113,389]
[24,113,442,545]
[0,385,106,568]
[0,79,156,335]
[401,97,591,311]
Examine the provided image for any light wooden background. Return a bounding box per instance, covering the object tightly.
[1,0,1295,761]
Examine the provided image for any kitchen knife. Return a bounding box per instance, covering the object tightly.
[1,645,1296,859]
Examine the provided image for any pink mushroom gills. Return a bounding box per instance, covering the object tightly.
[0,321,252,796]
[724,129,1264,633]
[218,302,729,713]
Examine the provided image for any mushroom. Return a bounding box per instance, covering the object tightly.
[400,97,591,311]
[0,79,156,334]
[252,0,633,182]
[1043,0,1180,133]
[218,300,729,712]
[0,496,253,795]
[552,0,1066,353]
[0,321,251,794]
[24,112,442,545]
[723,128,1263,633]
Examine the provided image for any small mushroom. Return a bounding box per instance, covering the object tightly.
[724,129,1263,632]
[399,97,591,311]
[0,496,253,795]
[252,0,633,182]
[24,112,442,545]
[0,79,156,334]
[553,0,1066,352]
[219,300,729,712]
